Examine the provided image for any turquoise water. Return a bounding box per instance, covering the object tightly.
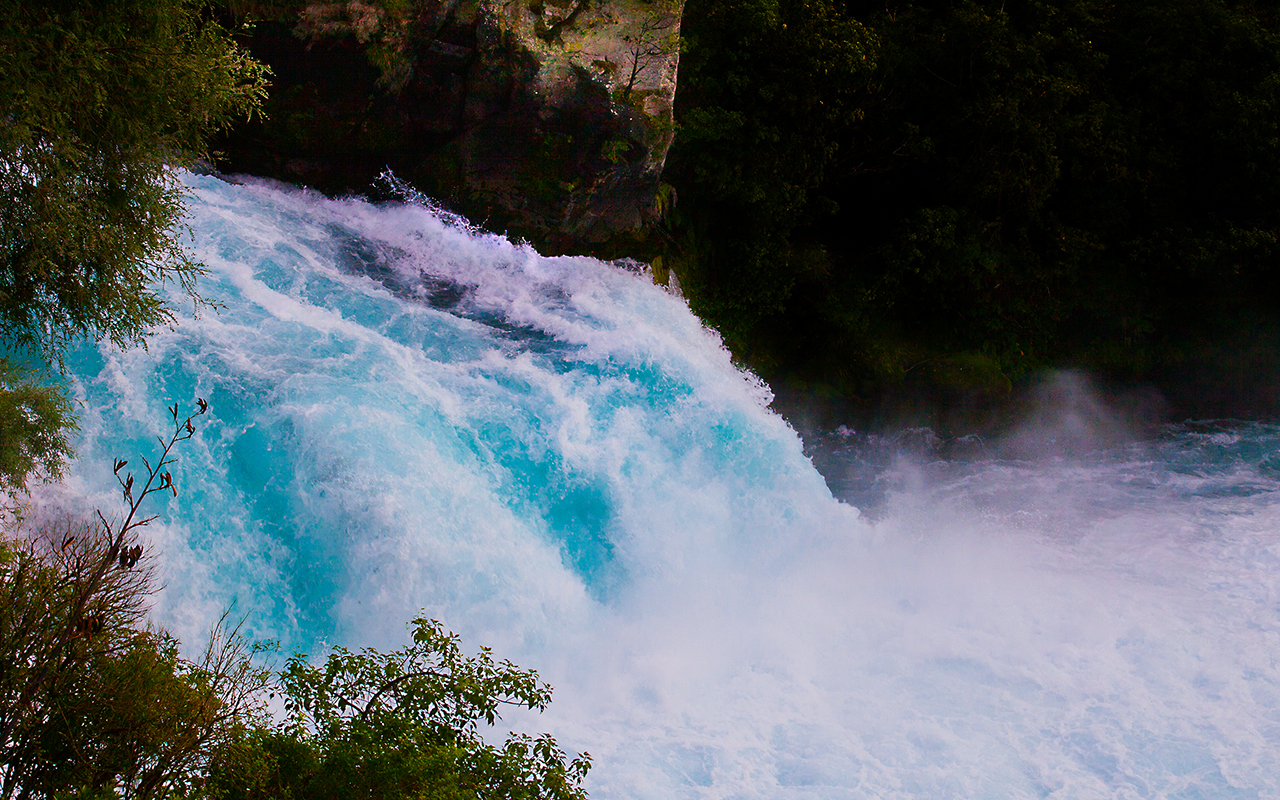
[38,175,1280,798]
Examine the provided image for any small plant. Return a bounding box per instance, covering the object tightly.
[617,6,680,102]
[601,137,632,164]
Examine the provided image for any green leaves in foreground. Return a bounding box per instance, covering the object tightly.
[209,617,591,800]
[0,0,267,488]
[0,0,268,362]
[0,359,73,493]
[2,403,586,800]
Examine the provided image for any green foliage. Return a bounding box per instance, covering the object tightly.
[0,0,266,487]
[842,0,1155,377]
[6,616,271,800]
[209,618,591,800]
[0,0,268,363]
[0,359,74,493]
[666,0,1280,400]
[857,0,1280,382]
[0,403,274,800]
[0,518,154,798]
[664,0,877,358]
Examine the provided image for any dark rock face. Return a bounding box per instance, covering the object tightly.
[215,0,680,255]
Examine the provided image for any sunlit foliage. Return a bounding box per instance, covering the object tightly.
[209,617,592,800]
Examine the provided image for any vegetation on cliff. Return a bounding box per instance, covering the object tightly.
[663,0,1280,414]
[205,0,1280,415]
[213,0,682,250]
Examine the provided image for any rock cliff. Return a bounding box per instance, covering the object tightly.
[217,0,681,253]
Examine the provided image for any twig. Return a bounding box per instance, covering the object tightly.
[0,399,209,759]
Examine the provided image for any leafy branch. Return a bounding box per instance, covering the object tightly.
[272,616,591,800]
[0,399,208,763]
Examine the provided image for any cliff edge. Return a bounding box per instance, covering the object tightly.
[217,0,681,253]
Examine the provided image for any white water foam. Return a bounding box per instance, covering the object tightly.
[32,174,1280,799]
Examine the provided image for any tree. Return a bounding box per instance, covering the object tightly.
[0,401,274,800]
[666,0,1280,406]
[0,360,74,496]
[663,0,878,363]
[0,0,267,488]
[617,3,681,103]
[208,617,592,800]
[0,0,268,361]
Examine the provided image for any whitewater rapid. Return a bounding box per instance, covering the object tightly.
[37,174,1280,798]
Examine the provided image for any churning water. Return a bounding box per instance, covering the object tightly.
[36,174,1280,798]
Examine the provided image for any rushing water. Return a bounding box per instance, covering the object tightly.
[35,174,1280,798]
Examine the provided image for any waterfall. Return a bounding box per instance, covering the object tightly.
[36,173,1280,798]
